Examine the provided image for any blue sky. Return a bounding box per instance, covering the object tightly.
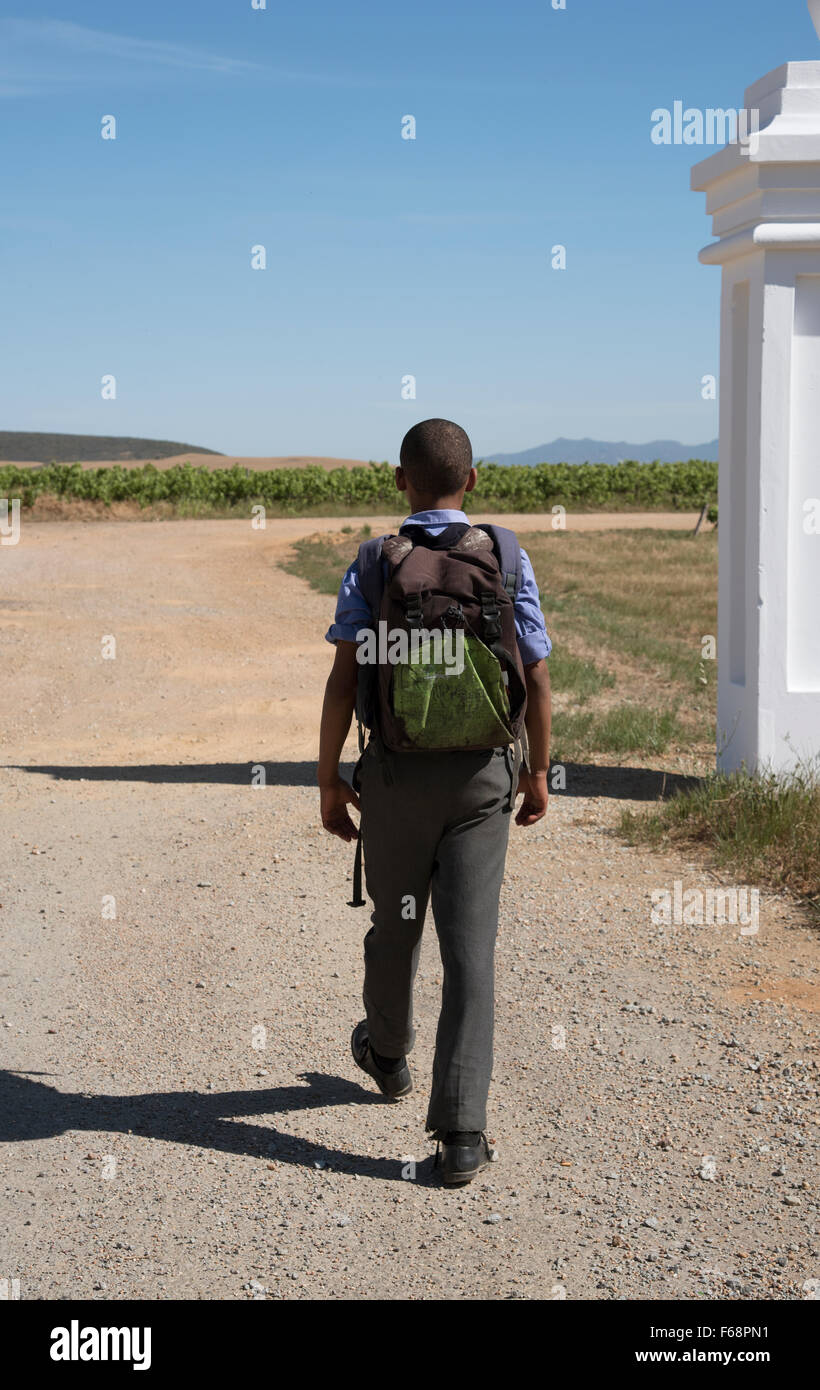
[1,0,816,461]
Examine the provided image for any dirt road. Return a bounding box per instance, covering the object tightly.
[1,517,816,1301]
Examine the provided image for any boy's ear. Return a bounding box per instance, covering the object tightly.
[395,466,408,493]
[463,467,477,495]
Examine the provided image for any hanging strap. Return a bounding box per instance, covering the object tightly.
[518,722,531,774]
[350,831,365,908]
[348,752,366,907]
[347,738,392,909]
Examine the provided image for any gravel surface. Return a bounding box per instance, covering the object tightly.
[1,519,817,1301]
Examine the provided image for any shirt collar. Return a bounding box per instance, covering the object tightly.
[401,508,469,527]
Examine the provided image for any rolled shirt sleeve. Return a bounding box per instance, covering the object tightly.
[324,559,372,645]
[514,548,552,665]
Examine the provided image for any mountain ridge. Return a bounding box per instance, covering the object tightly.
[0,430,720,468]
[480,437,719,466]
[0,432,222,463]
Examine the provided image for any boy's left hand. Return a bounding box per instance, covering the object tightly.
[515,769,549,826]
[320,776,361,842]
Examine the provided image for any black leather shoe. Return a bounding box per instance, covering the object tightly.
[350,1021,412,1100]
[433,1131,495,1185]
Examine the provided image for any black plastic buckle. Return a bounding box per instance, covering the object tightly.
[480,593,501,641]
[405,594,424,628]
[441,603,465,629]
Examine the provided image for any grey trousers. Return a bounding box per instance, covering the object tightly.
[358,737,518,1134]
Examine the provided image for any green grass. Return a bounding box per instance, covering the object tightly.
[620,765,820,918]
[547,649,615,705]
[552,705,685,761]
[280,528,373,595]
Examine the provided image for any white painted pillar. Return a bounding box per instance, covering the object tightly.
[692,19,820,775]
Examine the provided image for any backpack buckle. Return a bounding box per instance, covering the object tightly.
[404,593,424,628]
[480,593,501,641]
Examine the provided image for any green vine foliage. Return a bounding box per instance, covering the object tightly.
[0,458,719,513]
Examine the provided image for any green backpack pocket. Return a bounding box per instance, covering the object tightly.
[391,633,515,750]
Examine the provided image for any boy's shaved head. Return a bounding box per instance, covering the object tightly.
[399,419,473,497]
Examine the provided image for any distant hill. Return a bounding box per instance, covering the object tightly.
[480,437,719,466]
[0,432,222,464]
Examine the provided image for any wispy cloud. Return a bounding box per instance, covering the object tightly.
[0,17,505,99]
[0,18,262,96]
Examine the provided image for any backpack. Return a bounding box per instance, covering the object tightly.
[353,522,527,754]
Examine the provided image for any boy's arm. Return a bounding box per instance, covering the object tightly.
[318,640,361,842]
[516,658,551,826]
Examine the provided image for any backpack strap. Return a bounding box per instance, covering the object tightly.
[356,534,392,619]
[350,830,365,909]
[476,523,523,600]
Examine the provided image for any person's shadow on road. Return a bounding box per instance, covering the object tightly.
[0,1069,435,1182]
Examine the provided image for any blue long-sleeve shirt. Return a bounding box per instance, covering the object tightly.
[325,509,551,666]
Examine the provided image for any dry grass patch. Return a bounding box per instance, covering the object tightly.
[620,765,820,920]
[280,526,373,594]
[520,527,717,766]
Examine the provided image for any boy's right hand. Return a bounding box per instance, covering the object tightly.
[515,769,549,826]
[319,776,361,842]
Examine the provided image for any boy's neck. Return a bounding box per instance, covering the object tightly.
[404,495,468,516]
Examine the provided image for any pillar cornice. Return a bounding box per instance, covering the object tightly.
[699,221,820,265]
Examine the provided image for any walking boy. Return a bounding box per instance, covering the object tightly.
[318,419,551,1184]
